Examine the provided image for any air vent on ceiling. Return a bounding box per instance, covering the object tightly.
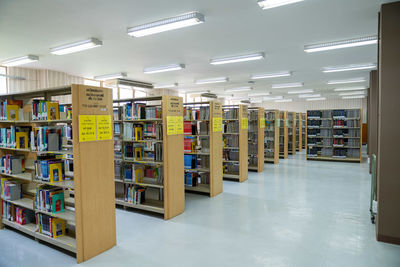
[241,100,251,104]
[105,78,153,89]
[201,93,217,99]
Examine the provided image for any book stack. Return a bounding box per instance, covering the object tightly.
[34,156,65,182]
[35,185,65,214]
[1,178,22,200]
[36,213,66,238]
[30,126,63,152]
[15,207,35,225]
[124,185,145,204]
[0,154,24,174]
[32,100,60,121]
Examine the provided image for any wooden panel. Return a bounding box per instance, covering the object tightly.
[72,84,116,263]
[274,110,280,164]
[298,113,303,152]
[239,105,248,182]
[257,108,265,172]
[282,111,289,159]
[162,96,185,219]
[362,123,368,145]
[210,101,223,197]
[369,70,379,173]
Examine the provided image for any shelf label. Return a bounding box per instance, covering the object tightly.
[97,115,112,140]
[260,118,265,129]
[213,117,222,132]
[79,115,96,142]
[167,116,176,135]
[242,118,248,130]
[175,116,183,135]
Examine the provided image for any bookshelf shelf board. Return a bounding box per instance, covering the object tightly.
[122,180,164,189]
[65,197,75,207]
[264,158,275,163]
[185,184,210,193]
[184,152,210,155]
[223,147,239,150]
[35,150,73,155]
[0,147,30,152]
[223,119,239,121]
[184,134,209,137]
[306,156,361,163]
[35,232,76,253]
[114,120,122,123]
[123,119,162,122]
[122,159,163,165]
[2,219,36,237]
[223,174,240,179]
[114,179,124,183]
[0,120,31,124]
[184,119,210,122]
[33,179,74,189]
[223,160,239,163]
[65,172,74,178]
[0,172,32,181]
[122,139,163,143]
[115,198,164,214]
[223,132,239,135]
[31,119,72,124]
[35,208,75,226]
[248,166,258,171]
[2,197,34,210]
[184,168,210,172]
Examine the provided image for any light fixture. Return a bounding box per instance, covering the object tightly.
[1,55,39,67]
[306,97,326,101]
[304,36,377,53]
[127,12,205,37]
[94,72,127,81]
[275,99,293,103]
[327,77,366,85]
[210,52,265,65]
[225,86,253,93]
[263,96,284,101]
[257,0,304,10]
[144,64,185,74]
[298,94,321,98]
[334,86,368,92]
[338,91,366,96]
[195,77,228,85]
[342,95,366,99]
[272,82,303,89]
[322,63,376,73]
[248,92,271,97]
[50,38,102,55]
[287,89,313,94]
[153,83,178,89]
[250,71,292,80]
[251,99,263,104]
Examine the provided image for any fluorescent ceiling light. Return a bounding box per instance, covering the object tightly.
[334,86,368,92]
[323,63,376,73]
[275,99,293,103]
[144,64,185,74]
[154,83,178,89]
[1,55,39,67]
[127,12,204,37]
[342,95,366,99]
[251,71,291,80]
[94,72,127,81]
[258,0,304,9]
[272,82,303,89]
[248,92,271,97]
[327,77,366,85]
[225,86,252,93]
[305,36,377,53]
[263,96,284,101]
[251,99,263,104]
[306,97,326,101]
[338,91,366,96]
[298,94,321,98]
[195,77,228,85]
[50,38,102,55]
[210,52,265,65]
[287,89,313,94]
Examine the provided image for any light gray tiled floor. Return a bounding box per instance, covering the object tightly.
[1,152,399,267]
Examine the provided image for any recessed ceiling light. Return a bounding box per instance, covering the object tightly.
[342,95,366,99]
[263,96,284,101]
[127,12,205,37]
[323,63,376,73]
[1,55,39,67]
[154,83,178,89]
[195,77,228,85]
[50,38,102,55]
[334,86,368,92]
[210,52,265,65]
[144,64,185,74]
[258,0,304,10]
[94,72,127,81]
[275,99,293,103]
[338,91,366,96]
[272,82,303,89]
[250,71,292,80]
[287,89,313,94]
[298,94,321,98]
[327,78,366,85]
[225,86,253,92]
[248,92,271,97]
[306,97,326,101]
[305,36,377,53]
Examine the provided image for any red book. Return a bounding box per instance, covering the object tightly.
[184,139,192,152]
[184,122,192,135]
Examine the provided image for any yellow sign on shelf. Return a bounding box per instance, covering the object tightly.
[242,118,248,130]
[260,118,265,129]
[167,116,176,135]
[213,117,222,132]
[79,115,96,142]
[175,116,183,135]
[96,115,112,141]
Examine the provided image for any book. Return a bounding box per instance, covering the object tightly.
[6,105,19,121]
[51,217,66,238]
[16,132,29,149]
[47,102,60,120]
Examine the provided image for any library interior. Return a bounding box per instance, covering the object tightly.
[0,0,399,266]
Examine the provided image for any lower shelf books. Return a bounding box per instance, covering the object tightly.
[184,155,197,169]
[124,185,145,204]
[35,186,65,214]
[0,154,25,174]
[1,178,22,200]
[36,213,66,238]
[15,207,35,225]
[34,156,65,182]
[185,172,209,187]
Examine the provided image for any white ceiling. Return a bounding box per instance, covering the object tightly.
[0,0,390,100]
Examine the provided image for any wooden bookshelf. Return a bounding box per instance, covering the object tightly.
[279,111,288,159]
[296,113,302,152]
[113,96,184,219]
[302,113,307,150]
[222,105,248,182]
[0,84,116,263]
[306,109,362,163]
[264,110,279,164]
[248,107,265,172]
[183,101,223,197]
[288,112,296,155]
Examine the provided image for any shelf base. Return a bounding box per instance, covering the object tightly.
[115,198,164,214]
[185,184,210,194]
[306,156,361,163]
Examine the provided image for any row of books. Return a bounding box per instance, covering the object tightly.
[0,100,29,121]
[124,143,163,161]
[36,213,66,238]
[265,111,275,121]
[124,185,146,204]
[184,155,198,169]
[1,178,22,200]
[185,172,209,187]
[35,186,65,213]
[224,109,238,120]
[223,135,239,147]
[34,156,65,182]
[32,100,69,121]
[123,123,162,140]
[223,150,239,161]
[16,206,35,225]
[31,126,64,151]
[308,147,361,158]
[223,163,239,174]
[124,103,162,120]
[184,138,197,153]
[223,121,239,133]
[0,154,25,174]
